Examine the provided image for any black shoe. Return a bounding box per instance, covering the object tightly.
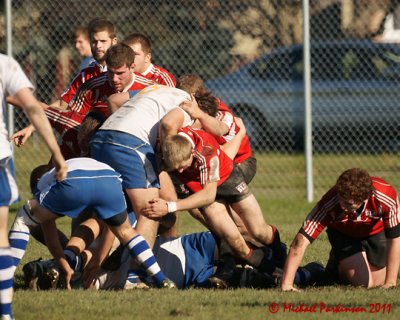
[159,278,176,289]
[208,256,236,289]
[23,258,61,290]
[235,266,278,289]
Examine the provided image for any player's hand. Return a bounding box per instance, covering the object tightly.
[59,260,74,291]
[281,283,300,292]
[179,94,204,119]
[141,198,169,219]
[10,124,35,147]
[82,259,101,289]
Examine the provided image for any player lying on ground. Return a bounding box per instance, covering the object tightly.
[22,230,325,290]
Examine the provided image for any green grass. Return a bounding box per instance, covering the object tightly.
[8,142,400,319]
[13,139,400,202]
[8,197,400,320]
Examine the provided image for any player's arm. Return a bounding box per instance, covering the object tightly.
[382,236,400,288]
[48,98,69,110]
[107,92,130,113]
[221,117,246,160]
[83,224,115,288]
[14,87,67,180]
[281,232,311,292]
[180,94,229,136]
[40,218,74,290]
[160,108,185,143]
[141,181,217,219]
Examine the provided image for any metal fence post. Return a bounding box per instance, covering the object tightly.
[303,0,313,202]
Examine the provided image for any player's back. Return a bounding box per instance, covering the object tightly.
[100,85,192,146]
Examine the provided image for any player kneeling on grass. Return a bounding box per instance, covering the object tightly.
[281,168,400,291]
[9,158,175,289]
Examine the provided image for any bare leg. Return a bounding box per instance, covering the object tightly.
[125,188,159,247]
[202,201,251,259]
[230,194,274,245]
[338,251,386,288]
[159,171,179,237]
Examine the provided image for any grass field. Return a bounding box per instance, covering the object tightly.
[7,142,400,319]
[8,197,400,320]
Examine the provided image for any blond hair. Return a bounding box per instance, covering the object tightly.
[162,135,193,171]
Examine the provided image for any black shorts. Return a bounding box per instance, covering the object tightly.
[215,164,251,203]
[237,156,257,185]
[172,164,251,204]
[326,228,387,269]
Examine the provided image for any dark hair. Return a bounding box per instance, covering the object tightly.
[30,164,54,194]
[105,43,135,68]
[88,18,117,39]
[123,33,152,54]
[195,88,218,117]
[336,168,373,203]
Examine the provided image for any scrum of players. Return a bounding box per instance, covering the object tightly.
[5,18,398,310]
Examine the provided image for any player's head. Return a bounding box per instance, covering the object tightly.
[194,88,218,117]
[73,26,91,57]
[88,18,118,63]
[177,74,204,95]
[105,43,135,92]
[336,168,373,212]
[162,134,194,173]
[177,74,218,116]
[30,164,54,195]
[123,33,152,73]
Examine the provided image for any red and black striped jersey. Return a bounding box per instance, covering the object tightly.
[142,63,176,87]
[173,127,234,193]
[44,72,153,159]
[67,72,151,117]
[60,61,105,104]
[300,177,400,241]
[215,99,252,164]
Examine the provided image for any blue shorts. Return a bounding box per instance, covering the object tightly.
[0,157,19,206]
[90,130,160,189]
[36,169,127,221]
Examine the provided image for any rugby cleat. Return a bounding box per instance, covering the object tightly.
[159,278,177,289]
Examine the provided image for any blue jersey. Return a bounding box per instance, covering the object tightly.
[95,231,217,289]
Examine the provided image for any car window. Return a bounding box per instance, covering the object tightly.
[248,44,400,82]
[313,46,400,81]
[249,48,303,81]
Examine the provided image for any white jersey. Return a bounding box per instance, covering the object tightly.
[37,157,118,195]
[100,85,193,147]
[0,54,34,160]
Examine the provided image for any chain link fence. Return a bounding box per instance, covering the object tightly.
[1,0,399,202]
